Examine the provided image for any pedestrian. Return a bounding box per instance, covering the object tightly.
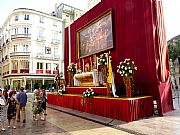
[0,89,7,131]
[16,87,27,123]
[7,91,17,129]
[41,89,48,120]
[32,89,43,121]
[3,88,8,102]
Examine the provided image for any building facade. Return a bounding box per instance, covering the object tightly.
[54,3,84,27]
[0,8,63,90]
[86,0,102,11]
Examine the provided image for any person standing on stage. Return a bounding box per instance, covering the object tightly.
[16,87,27,123]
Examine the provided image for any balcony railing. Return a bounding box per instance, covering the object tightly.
[36,53,53,59]
[10,52,30,57]
[52,39,60,44]
[37,36,46,41]
[53,55,60,59]
[11,34,31,39]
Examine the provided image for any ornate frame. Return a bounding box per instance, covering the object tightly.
[77,9,113,58]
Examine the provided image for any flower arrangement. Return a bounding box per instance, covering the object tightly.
[57,89,66,95]
[98,53,108,66]
[117,58,137,77]
[82,88,95,98]
[76,69,82,74]
[67,63,76,72]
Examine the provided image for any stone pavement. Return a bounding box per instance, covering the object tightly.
[0,93,180,135]
[0,94,132,135]
[47,98,180,135]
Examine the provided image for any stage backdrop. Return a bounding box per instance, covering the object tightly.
[64,0,173,115]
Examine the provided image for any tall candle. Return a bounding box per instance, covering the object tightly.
[97,57,99,71]
[79,59,81,69]
[90,56,92,70]
[82,58,85,72]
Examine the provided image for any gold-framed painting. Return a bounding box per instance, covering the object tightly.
[77,9,113,58]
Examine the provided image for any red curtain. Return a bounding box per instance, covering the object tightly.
[64,0,173,115]
[48,94,154,122]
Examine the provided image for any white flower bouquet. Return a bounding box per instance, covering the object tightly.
[98,53,108,66]
[67,63,76,72]
[82,88,95,98]
[117,58,137,77]
[57,89,66,95]
[76,69,82,74]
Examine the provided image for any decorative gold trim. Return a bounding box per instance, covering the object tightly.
[49,93,152,100]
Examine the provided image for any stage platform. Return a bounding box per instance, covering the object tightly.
[47,94,154,122]
[65,87,108,96]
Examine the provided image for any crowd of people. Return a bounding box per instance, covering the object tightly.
[0,87,47,131]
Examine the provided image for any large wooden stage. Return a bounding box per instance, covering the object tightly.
[47,93,154,122]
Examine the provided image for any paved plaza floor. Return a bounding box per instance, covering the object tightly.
[0,93,180,135]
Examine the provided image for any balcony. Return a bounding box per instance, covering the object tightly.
[53,55,60,59]
[45,70,51,74]
[11,70,18,74]
[11,34,31,39]
[53,70,58,74]
[36,69,43,74]
[20,69,29,73]
[10,52,30,57]
[52,39,60,44]
[36,53,53,59]
[37,36,46,41]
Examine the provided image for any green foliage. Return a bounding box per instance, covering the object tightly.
[168,39,180,61]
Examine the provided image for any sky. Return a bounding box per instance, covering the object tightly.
[0,0,179,41]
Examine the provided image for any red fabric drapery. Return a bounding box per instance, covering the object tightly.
[64,0,173,115]
[48,94,153,122]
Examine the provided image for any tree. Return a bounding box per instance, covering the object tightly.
[168,39,180,61]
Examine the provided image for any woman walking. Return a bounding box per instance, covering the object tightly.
[7,91,17,129]
[0,89,7,131]
[41,89,47,120]
[32,89,43,121]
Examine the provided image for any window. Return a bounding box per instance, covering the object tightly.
[53,63,59,70]
[24,14,29,20]
[24,27,29,34]
[46,63,51,70]
[53,21,57,27]
[14,28,18,35]
[54,48,58,55]
[23,44,28,52]
[12,60,18,70]
[39,16,44,23]
[37,62,43,69]
[45,47,51,54]
[14,45,17,52]
[38,29,44,38]
[21,60,29,69]
[15,15,18,21]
